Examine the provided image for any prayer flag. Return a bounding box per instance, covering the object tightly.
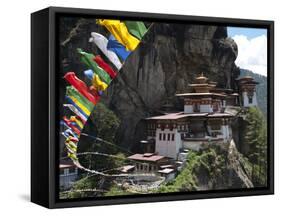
[63,104,87,123]
[64,72,99,105]
[84,69,108,92]
[70,116,84,130]
[63,116,81,135]
[66,86,94,116]
[97,19,140,51]
[77,48,112,84]
[124,21,147,40]
[65,96,90,119]
[88,33,122,70]
[93,55,117,79]
[107,34,131,61]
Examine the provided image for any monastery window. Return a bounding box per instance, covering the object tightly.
[167,133,170,141]
[69,167,76,174]
[171,134,175,141]
[211,124,221,130]
[163,133,166,141]
[169,124,173,131]
[194,103,200,112]
[249,95,253,104]
[213,103,218,112]
[159,133,162,140]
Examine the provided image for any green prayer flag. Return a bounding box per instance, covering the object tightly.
[66,86,94,111]
[77,48,112,85]
[124,21,148,40]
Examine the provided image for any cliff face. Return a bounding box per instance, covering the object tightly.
[59,18,240,151]
[100,23,240,150]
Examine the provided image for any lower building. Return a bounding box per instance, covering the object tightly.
[59,160,78,190]
[128,153,169,172]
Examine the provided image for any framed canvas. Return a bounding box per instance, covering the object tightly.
[31,6,274,208]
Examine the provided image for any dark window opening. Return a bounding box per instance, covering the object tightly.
[249,96,253,104]
[194,103,200,112]
[69,167,76,174]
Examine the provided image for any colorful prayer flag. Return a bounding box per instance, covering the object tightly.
[63,104,87,123]
[66,86,94,117]
[94,55,117,79]
[107,34,131,61]
[84,69,108,92]
[65,96,90,119]
[77,48,112,85]
[96,19,140,51]
[89,33,122,70]
[63,116,81,135]
[68,152,78,161]
[70,116,84,130]
[124,21,147,40]
[64,72,99,105]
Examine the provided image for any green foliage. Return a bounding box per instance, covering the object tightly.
[157,147,227,193]
[92,102,121,143]
[79,102,124,173]
[243,107,267,186]
[104,185,133,197]
[59,175,100,199]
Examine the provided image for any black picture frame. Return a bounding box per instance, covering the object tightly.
[31,6,274,208]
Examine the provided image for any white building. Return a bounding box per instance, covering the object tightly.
[145,74,238,159]
[237,76,259,107]
[60,160,78,189]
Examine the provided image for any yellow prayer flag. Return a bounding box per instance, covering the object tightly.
[97,19,140,51]
[70,116,83,129]
[92,74,108,91]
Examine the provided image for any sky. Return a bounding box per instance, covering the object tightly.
[227,27,267,76]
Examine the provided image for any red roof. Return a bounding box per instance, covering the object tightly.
[128,153,165,162]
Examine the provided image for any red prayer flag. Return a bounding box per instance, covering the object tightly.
[63,116,81,135]
[75,115,86,125]
[64,72,99,105]
[93,55,117,79]
[69,136,79,143]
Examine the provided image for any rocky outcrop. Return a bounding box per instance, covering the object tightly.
[59,18,240,151]
[195,140,253,190]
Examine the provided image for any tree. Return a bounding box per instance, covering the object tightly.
[243,107,267,186]
[91,102,121,144]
